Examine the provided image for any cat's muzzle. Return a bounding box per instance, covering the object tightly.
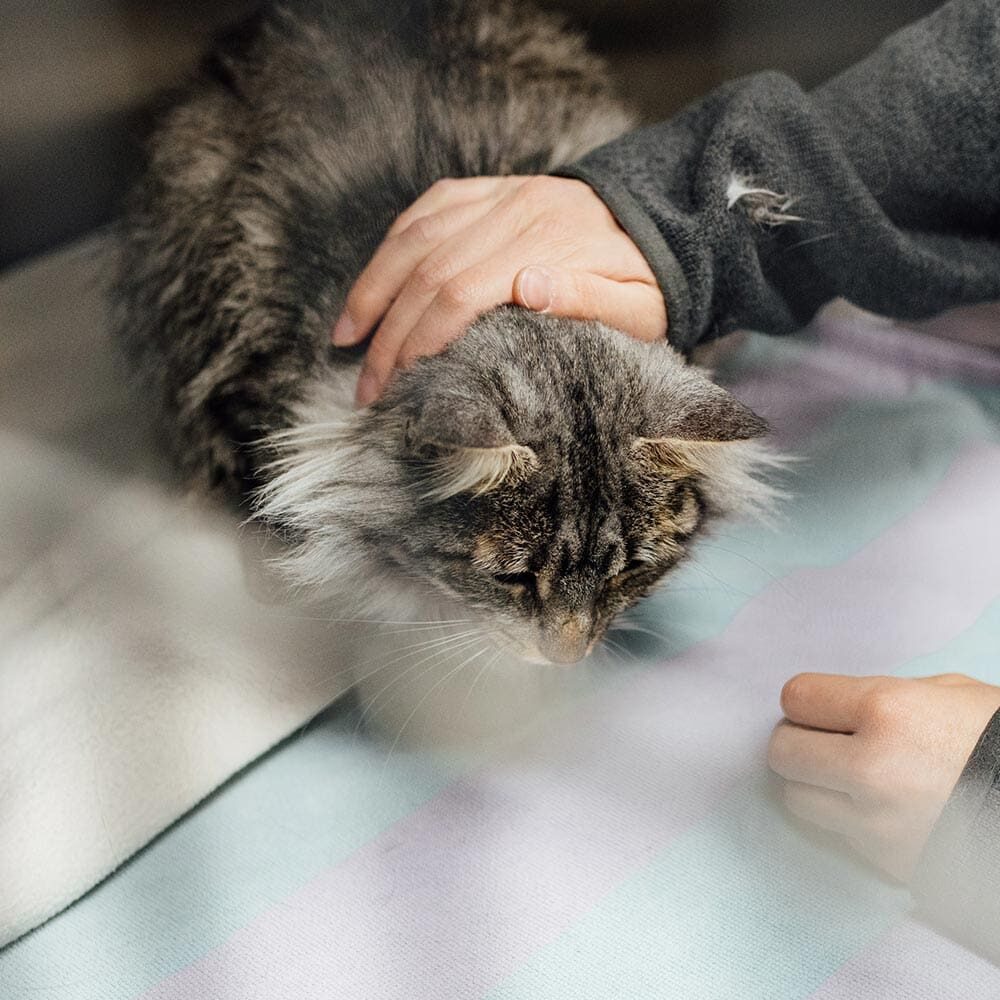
[537,612,594,665]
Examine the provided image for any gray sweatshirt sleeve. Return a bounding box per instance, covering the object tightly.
[555,0,1000,354]
[912,709,1000,964]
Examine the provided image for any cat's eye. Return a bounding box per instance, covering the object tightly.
[493,571,536,591]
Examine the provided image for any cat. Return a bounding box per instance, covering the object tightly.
[113,0,778,673]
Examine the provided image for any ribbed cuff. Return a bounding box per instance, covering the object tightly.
[551,163,695,354]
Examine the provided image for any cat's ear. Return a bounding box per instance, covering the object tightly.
[402,393,538,500]
[403,393,515,451]
[635,382,767,472]
[649,381,768,443]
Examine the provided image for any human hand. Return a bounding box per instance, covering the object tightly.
[768,672,1000,882]
[330,175,667,406]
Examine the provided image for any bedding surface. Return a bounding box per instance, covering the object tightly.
[2,239,1000,997]
[0,239,355,947]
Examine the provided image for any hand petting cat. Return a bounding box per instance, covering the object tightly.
[768,672,1000,883]
[331,175,667,406]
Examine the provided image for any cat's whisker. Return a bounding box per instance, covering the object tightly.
[694,539,791,592]
[682,553,755,600]
[341,616,478,628]
[378,642,492,776]
[352,632,487,737]
[377,620,483,637]
[373,626,490,659]
[608,620,671,643]
[267,625,488,707]
[261,612,483,638]
[349,628,487,695]
[594,641,628,672]
[456,648,504,725]
[354,657,445,749]
[370,622,485,651]
[600,635,637,663]
[613,608,676,635]
[608,619,640,631]
[322,626,486,711]
[656,584,738,594]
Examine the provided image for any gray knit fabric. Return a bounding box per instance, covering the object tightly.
[557,0,1000,354]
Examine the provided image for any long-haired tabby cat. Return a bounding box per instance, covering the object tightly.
[114,0,777,682]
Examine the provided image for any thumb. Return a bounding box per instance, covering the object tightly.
[512,265,667,342]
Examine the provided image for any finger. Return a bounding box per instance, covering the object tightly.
[781,780,864,839]
[333,197,502,346]
[353,223,526,406]
[393,240,606,369]
[780,673,887,733]
[767,720,859,793]
[385,176,518,239]
[513,265,667,341]
[360,261,516,404]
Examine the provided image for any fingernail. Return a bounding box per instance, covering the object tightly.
[332,312,357,345]
[355,371,378,408]
[517,266,553,312]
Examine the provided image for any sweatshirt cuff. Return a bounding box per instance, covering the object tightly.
[911,707,1000,962]
[551,163,696,354]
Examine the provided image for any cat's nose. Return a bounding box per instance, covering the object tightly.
[539,613,592,665]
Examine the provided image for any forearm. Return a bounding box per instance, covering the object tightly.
[557,0,1000,353]
[912,709,1000,964]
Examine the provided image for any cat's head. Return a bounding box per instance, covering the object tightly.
[256,307,776,664]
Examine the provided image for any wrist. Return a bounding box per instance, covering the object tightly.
[551,163,687,351]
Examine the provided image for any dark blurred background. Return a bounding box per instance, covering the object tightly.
[1,0,940,272]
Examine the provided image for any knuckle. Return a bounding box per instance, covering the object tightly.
[517,175,557,210]
[437,276,474,310]
[860,685,905,728]
[405,214,444,246]
[412,256,454,294]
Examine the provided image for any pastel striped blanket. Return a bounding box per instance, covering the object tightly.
[2,239,999,997]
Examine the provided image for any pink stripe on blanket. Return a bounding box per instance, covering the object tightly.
[818,306,1000,381]
[807,919,1000,999]
[727,313,1000,447]
[141,444,1000,1000]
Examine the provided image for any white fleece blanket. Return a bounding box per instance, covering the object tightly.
[0,238,355,946]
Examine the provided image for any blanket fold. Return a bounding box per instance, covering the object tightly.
[0,240,354,947]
